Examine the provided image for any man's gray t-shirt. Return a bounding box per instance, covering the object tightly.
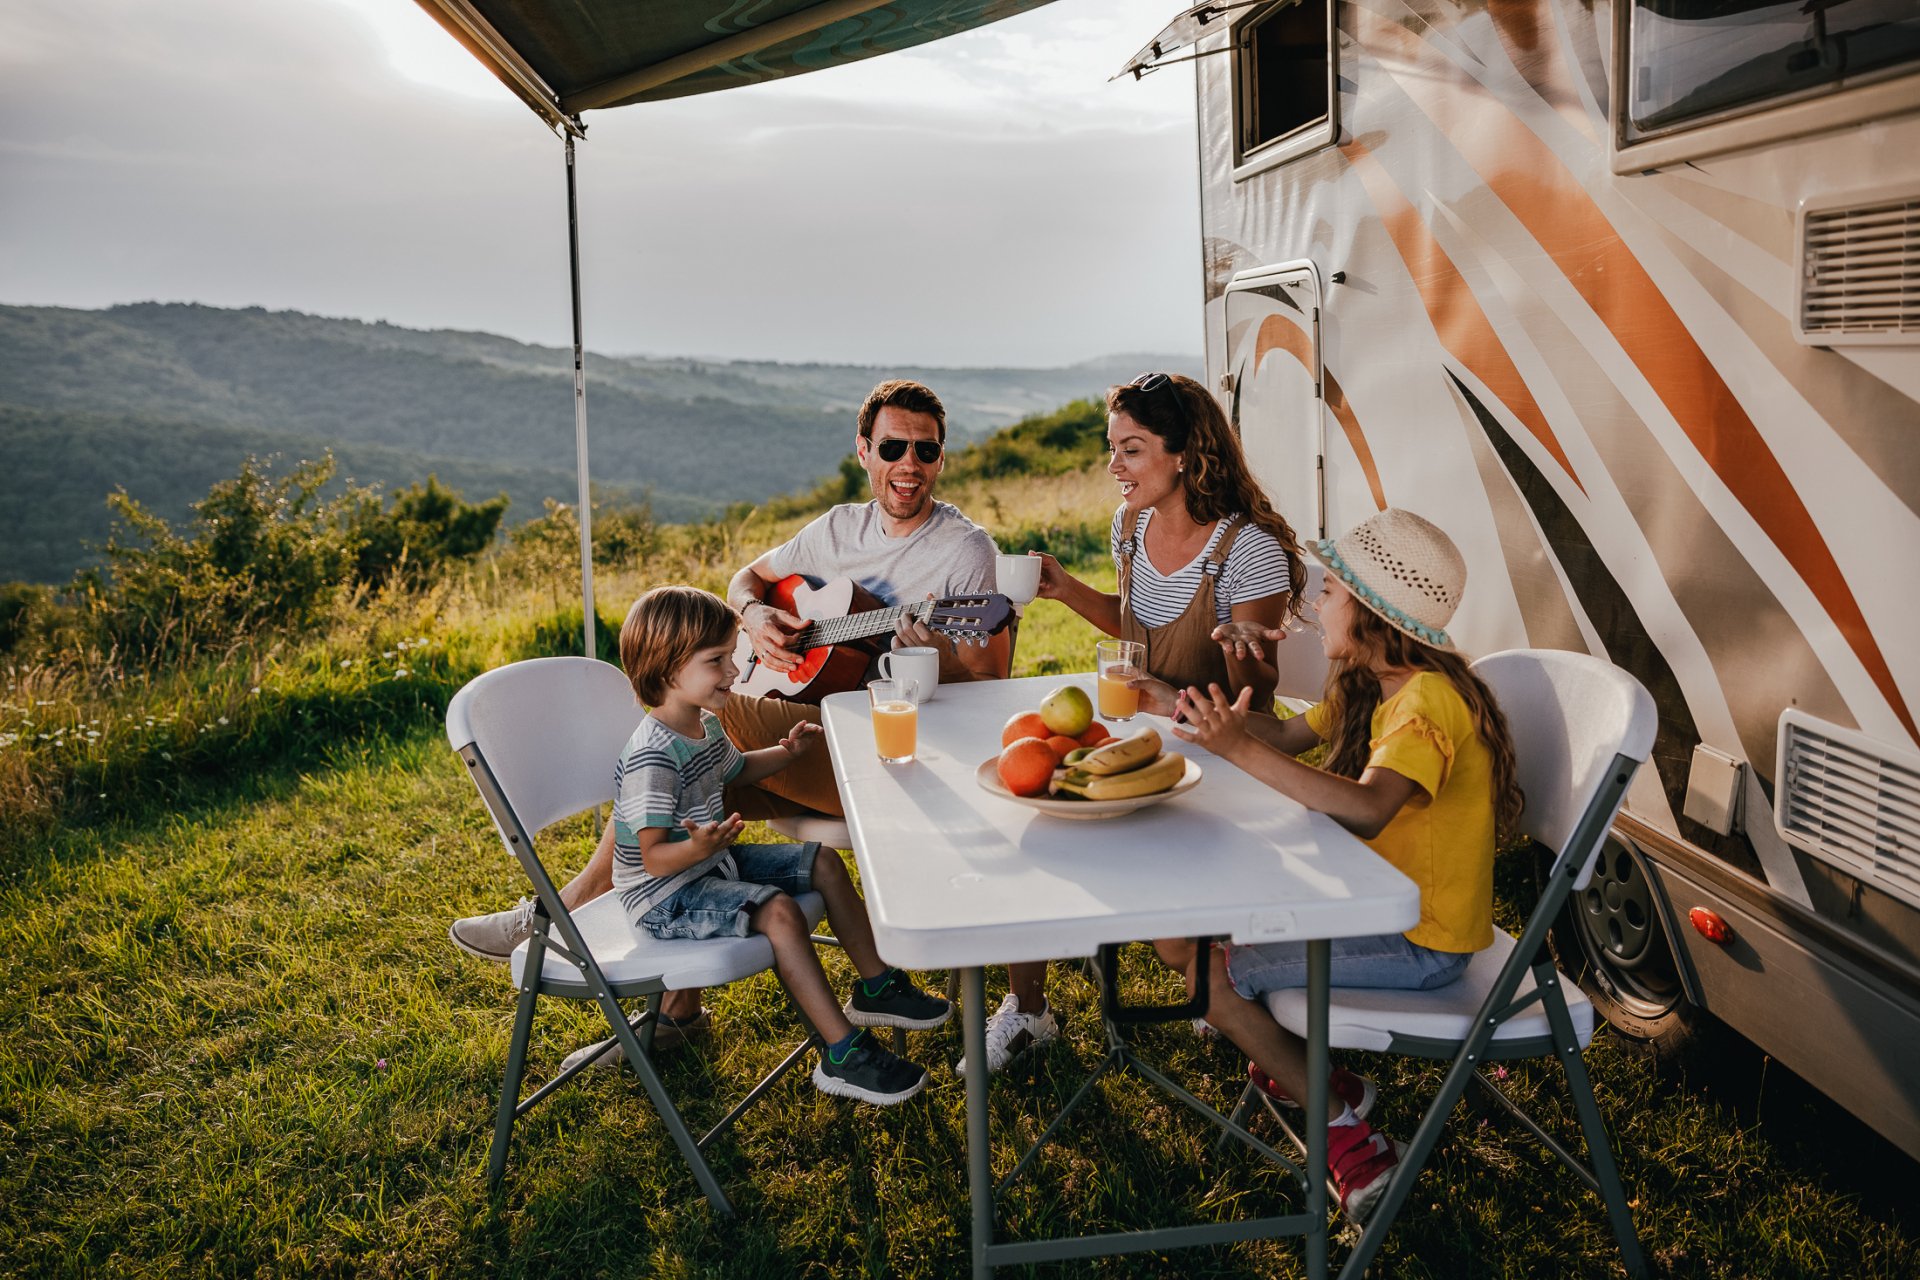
[765,500,998,606]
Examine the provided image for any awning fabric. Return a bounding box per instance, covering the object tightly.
[414,0,1059,128]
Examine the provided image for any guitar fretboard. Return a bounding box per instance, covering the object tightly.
[795,599,932,652]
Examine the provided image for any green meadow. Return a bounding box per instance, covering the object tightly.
[1,403,1914,1277]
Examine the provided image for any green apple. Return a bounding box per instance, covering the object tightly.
[1039,685,1094,737]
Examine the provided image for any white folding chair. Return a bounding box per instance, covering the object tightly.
[1237,648,1656,1278]
[446,656,827,1213]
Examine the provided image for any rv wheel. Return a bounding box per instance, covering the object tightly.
[1540,832,1701,1066]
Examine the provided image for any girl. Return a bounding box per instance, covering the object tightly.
[1160,508,1524,1223]
[960,372,1310,1078]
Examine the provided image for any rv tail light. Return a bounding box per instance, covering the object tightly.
[1688,907,1732,945]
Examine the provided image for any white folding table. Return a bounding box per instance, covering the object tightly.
[819,673,1419,1278]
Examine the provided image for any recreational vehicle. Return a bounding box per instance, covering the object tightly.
[1133,0,1920,1157]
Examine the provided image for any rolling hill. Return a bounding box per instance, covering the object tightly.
[0,302,1198,582]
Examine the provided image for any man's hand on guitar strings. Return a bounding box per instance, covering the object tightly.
[894,596,939,651]
[745,601,806,672]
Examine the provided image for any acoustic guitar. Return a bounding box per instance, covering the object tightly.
[730,575,1011,704]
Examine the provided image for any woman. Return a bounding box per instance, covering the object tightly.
[958,371,1310,1078]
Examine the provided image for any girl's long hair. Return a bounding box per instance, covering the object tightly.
[1107,374,1308,620]
[1320,603,1526,842]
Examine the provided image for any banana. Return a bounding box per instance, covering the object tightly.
[1057,751,1188,800]
[1077,726,1162,776]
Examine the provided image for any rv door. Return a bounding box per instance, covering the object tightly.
[1222,262,1325,538]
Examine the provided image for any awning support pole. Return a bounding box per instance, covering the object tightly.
[565,131,596,660]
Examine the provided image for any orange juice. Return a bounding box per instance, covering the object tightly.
[872,700,918,761]
[1097,673,1140,720]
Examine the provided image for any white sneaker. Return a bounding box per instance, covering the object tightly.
[448,897,538,962]
[955,993,1059,1076]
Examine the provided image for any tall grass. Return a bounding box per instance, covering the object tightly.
[4,404,1914,1277]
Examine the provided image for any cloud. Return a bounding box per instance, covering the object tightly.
[1,0,1202,365]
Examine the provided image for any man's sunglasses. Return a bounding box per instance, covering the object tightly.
[873,437,943,464]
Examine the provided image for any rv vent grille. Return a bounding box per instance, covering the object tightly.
[1799,194,1920,342]
[1776,712,1920,910]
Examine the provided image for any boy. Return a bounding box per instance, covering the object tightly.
[614,584,950,1103]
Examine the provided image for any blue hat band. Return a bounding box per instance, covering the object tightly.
[1315,539,1452,648]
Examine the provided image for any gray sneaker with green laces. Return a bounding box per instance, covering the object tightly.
[812,1030,928,1105]
[843,969,953,1030]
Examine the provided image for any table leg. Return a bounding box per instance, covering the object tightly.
[1306,938,1329,1280]
[965,966,991,1280]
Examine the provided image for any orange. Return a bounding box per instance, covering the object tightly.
[1044,735,1079,762]
[1001,711,1050,747]
[998,737,1058,797]
[1078,722,1113,748]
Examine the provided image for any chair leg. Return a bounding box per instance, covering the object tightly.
[487,977,540,1189]
[1537,968,1650,1280]
[1338,1044,1483,1279]
[597,990,737,1216]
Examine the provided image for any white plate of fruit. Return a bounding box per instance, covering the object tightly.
[978,686,1200,820]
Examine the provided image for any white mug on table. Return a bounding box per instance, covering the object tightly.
[994,553,1041,606]
[878,645,940,701]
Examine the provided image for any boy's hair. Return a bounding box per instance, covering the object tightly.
[856,379,947,443]
[620,586,739,706]
[1319,604,1526,843]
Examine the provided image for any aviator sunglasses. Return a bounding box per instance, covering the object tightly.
[872,437,943,464]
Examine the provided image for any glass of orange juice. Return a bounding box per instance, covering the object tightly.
[868,677,921,763]
[1096,639,1147,721]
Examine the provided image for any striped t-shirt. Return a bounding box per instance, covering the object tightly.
[1110,507,1295,628]
[610,710,746,916]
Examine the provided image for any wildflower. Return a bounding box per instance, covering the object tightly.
[251,687,261,695]
[217,717,229,726]
[375,1058,388,1070]
[395,668,410,678]
[383,651,395,659]
[1492,1065,1508,1081]
[340,659,352,668]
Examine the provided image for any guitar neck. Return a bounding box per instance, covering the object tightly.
[794,600,929,653]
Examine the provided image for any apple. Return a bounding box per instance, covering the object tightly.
[1039,685,1094,737]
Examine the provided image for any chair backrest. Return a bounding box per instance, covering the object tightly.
[446,656,642,846]
[1469,649,1657,890]
[1271,560,1330,703]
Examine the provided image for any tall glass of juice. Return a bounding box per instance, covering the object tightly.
[1096,639,1147,721]
[868,678,921,763]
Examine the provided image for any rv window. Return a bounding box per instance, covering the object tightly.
[1238,0,1331,156]
[1626,0,1920,139]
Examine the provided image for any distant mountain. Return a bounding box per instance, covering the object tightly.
[0,302,1199,583]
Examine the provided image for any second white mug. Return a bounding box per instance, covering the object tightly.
[995,553,1041,605]
[878,645,940,702]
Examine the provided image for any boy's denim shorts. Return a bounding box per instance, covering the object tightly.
[638,841,820,942]
[1222,931,1471,1000]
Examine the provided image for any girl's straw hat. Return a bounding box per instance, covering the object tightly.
[1309,509,1465,649]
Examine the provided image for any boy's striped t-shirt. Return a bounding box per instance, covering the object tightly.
[610,710,746,916]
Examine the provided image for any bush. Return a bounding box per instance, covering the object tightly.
[348,475,508,589]
[84,454,358,661]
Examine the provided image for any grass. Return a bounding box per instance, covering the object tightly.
[2,458,1917,1277]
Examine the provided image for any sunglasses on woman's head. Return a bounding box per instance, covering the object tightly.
[873,437,943,464]
[1130,372,1173,393]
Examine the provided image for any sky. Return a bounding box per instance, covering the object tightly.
[0,0,1203,367]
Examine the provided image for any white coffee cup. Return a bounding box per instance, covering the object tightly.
[878,645,940,702]
[995,553,1041,606]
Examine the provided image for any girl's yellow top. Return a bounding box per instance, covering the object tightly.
[1305,672,1495,953]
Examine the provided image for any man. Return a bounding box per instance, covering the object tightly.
[450,380,1008,1060]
